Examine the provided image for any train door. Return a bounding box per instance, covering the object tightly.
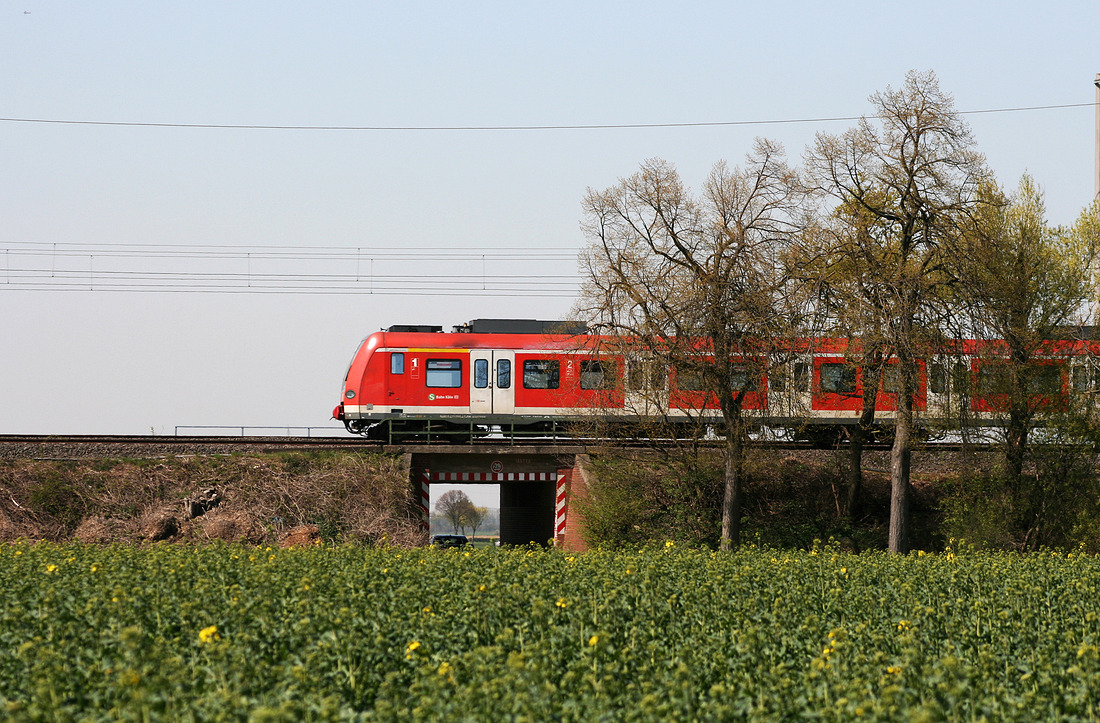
[388,351,408,405]
[470,350,515,416]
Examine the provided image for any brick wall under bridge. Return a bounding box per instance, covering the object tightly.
[405,447,591,550]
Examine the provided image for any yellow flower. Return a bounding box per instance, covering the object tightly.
[887,665,902,675]
[478,584,486,592]
[44,564,58,574]
[896,620,911,632]
[437,661,452,676]
[665,540,675,548]
[556,597,568,609]
[422,605,432,613]
[588,635,599,647]
[198,625,220,644]
[405,640,421,659]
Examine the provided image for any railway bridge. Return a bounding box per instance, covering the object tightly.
[401,445,594,550]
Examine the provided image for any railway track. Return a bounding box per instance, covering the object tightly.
[0,433,983,458]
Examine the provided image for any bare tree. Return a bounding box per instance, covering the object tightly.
[466,505,488,537]
[434,489,475,535]
[577,141,814,550]
[806,70,989,552]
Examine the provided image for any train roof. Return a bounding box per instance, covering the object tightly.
[387,319,589,335]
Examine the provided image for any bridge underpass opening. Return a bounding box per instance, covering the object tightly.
[429,483,500,538]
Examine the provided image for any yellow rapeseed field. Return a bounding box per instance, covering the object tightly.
[1,540,1098,720]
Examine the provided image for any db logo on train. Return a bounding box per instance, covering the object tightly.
[490,460,504,474]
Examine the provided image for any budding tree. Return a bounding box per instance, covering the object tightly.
[805,70,989,552]
[956,176,1100,487]
[577,140,813,550]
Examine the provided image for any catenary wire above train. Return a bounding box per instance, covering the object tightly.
[0,102,1093,132]
[0,242,584,296]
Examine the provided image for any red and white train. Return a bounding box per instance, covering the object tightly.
[332,319,1095,443]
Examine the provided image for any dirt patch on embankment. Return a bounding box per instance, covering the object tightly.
[0,451,424,547]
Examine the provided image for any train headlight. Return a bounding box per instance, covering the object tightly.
[345,390,356,399]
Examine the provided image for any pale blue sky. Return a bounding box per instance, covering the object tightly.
[2,1,1098,438]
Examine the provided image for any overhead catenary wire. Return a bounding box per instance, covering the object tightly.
[0,102,1093,132]
[0,241,584,296]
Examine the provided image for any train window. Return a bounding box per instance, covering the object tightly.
[882,364,901,394]
[774,362,809,393]
[930,362,946,395]
[952,361,972,395]
[770,367,786,393]
[474,359,489,389]
[580,360,614,390]
[730,364,760,392]
[627,359,666,391]
[426,359,463,388]
[976,362,1009,395]
[627,360,643,391]
[391,352,405,375]
[1029,365,1062,395]
[497,360,511,389]
[819,363,856,395]
[978,361,1063,395]
[794,362,810,391]
[523,360,560,389]
[675,368,707,392]
[1072,365,1096,393]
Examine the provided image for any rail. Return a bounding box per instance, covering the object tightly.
[173,425,349,438]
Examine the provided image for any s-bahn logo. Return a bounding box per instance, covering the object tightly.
[428,394,459,401]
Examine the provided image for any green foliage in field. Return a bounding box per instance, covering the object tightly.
[2,541,1100,721]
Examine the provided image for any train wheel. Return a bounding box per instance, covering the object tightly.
[806,427,843,449]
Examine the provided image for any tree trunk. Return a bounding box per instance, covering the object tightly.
[845,421,867,520]
[887,368,913,554]
[845,356,881,520]
[1005,412,1027,489]
[719,410,743,551]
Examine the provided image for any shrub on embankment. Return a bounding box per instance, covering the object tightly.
[576,446,1100,553]
[0,452,423,547]
[576,449,939,552]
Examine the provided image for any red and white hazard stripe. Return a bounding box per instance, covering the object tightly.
[418,469,431,532]
[555,476,568,541]
[430,472,558,482]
